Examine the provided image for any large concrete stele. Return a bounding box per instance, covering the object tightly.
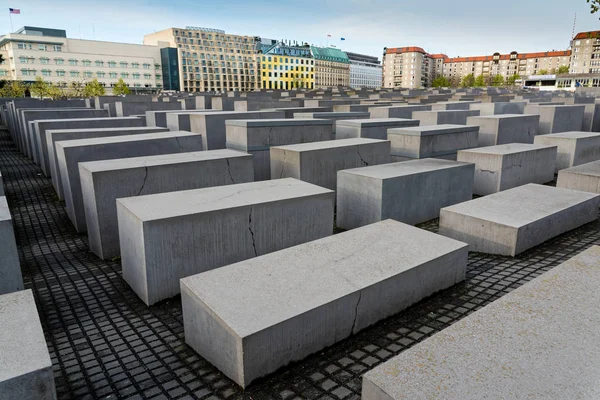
[117,178,335,306]
[181,219,468,388]
[56,131,203,233]
[534,131,600,172]
[270,138,390,190]
[47,127,168,199]
[557,160,600,194]
[439,184,600,256]
[466,114,539,146]
[337,159,474,230]
[335,118,419,140]
[80,150,254,260]
[0,290,56,400]
[363,245,600,400]
[412,109,480,125]
[537,105,585,134]
[225,119,333,181]
[0,196,23,295]
[368,105,431,119]
[457,143,556,195]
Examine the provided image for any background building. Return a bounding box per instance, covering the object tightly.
[382,47,431,89]
[0,26,163,93]
[346,51,381,89]
[311,46,350,88]
[259,39,314,89]
[144,26,260,93]
[570,31,600,74]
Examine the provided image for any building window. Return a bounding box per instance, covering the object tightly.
[121,72,129,78]
[55,58,64,65]
[134,83,142,87]
[69,59,78,66]
[42,69,51,77]
[108,61,116,68]
[84,71,93,78]
[70,71,80,77]
[132,62,139,68]
[95,60,104,67]
[0,70,8,76]
[83,60,91,66]
[38,44,47,51]
[20,69,36,76]
[40,57,50,64]
[132,73,140,79]
[17,42,26,49]
[53,45,62,52]
[56,70,65,77]
[155,74,161,79]
[120,62,128,68]
[109,72,117,78]
[144,73,151,79]
[19,56,28,64]
[155,64,160,70]
[143,63,151,69]
[97,72,105,78]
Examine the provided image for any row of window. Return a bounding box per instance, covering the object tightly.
[261,56,314,65]
[262,72,314,79]
[17,57,159,69]
[177,43,252,55]
[17,42,62,52]
[176,37,253,51]
[19,68,158,79]
[262,80,314,90]
[182,66,255,75]
[262,64,313,72]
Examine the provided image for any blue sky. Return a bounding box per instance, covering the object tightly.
[3,0,599,59]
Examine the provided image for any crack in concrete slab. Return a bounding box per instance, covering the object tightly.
[356,146,369,166]
[279,150,287,178]
[135,166,149,196]
[225,158,235,184]
[350,291,362,335]
[248,207,258,257]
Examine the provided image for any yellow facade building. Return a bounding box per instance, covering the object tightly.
[259,40,314,90]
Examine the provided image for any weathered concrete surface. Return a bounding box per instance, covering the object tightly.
[469,101,526,115]
[369,105,431,119]
[270,138,391,190]
[412,109,480,125]
[457,143,557,195]
[80,150,253,259]
[362,245,600,400]
[557,160,600,193]
[181,219,468,388]
[0,290,56,400]
[534,131,600,172]
[537,105,585,134]
[335,118,419,140]
[337,159,474,229]
[0,196,23,295]
[56,131,203,233]
[117,178,334,305]
[466,114,540,146]
[439,184,600,256]
[388,124,479,160]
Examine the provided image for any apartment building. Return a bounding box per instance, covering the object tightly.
[0,26,162,92]
[382,47,431,89]
[346,51,381,89]
[312,46,350,88]
[570,31,600,74]
[144,26,260,93]
[259,39,314,89]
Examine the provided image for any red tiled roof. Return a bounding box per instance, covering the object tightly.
[429,53,449,60]
[574,31,600,40]
[445,50,571,64]
[386,46,427,55]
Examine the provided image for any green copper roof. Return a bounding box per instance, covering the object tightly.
[310,46,350,63]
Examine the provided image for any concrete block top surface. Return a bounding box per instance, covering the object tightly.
[180,220,468,338]
[273,138,387,152]
[442,184,600,228]
[294,112,370,118]
[79,150,248,173]
[459,143,556,155]
[363,245,600,400]
[335,118,419,127]
[537,131,600,140]
[225,118,333,127]
[36,116,141,124]
[339,159,473,180]
[117,178,333,222]
[0,290,52,382]
[559,160,600,177]
[0,196,10,221]
[55,130,196,149]
[388,124,479,136]
[47,126,165,135]
[467,113,538,120]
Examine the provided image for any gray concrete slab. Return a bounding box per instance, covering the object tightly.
[226,119,333,180]
[439,184,600,256]
[362,245,600,400]
[47,127,168,199]
[557,160,600,193]
[56,131,203,233]
[0,196,23,295]
[165,111,213,131]
[0,290,56,400]
[34,116,145,176]
[335,118,420,140]
[457,143,557,195]
[368,105,431,119]
[412,110,480,125]
[466,114,540,146]
[337,159,474,229]
[388,124,479,160]
[80,150,254,260]
[537,105,585,134]
[469,101,527,115]
[117,178,334,305]
[270,138,391,190]
[181,219,468,388]
[534,131,600,172]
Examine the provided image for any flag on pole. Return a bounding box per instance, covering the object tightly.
[9,8,20,14]
[340,37,346,41]
[327,34,331,37]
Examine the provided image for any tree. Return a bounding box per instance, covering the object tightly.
[507,74,521,86]
[112,78,130,95]
[0,80,27,97]
[558,65,570,74]
[538,69,548,75]
[492,74,505,87]
[432,76,450,88]
[588,0,600,17]
[46,84,67,100]
[460,74,475,88]
[474,74,486,87]
[83,79,106,97]
[29,77,50,99]
[0,54,4,64]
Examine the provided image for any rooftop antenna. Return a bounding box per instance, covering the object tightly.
[572,13,577,42]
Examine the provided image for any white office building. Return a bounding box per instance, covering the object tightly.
[346,51,382,89]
